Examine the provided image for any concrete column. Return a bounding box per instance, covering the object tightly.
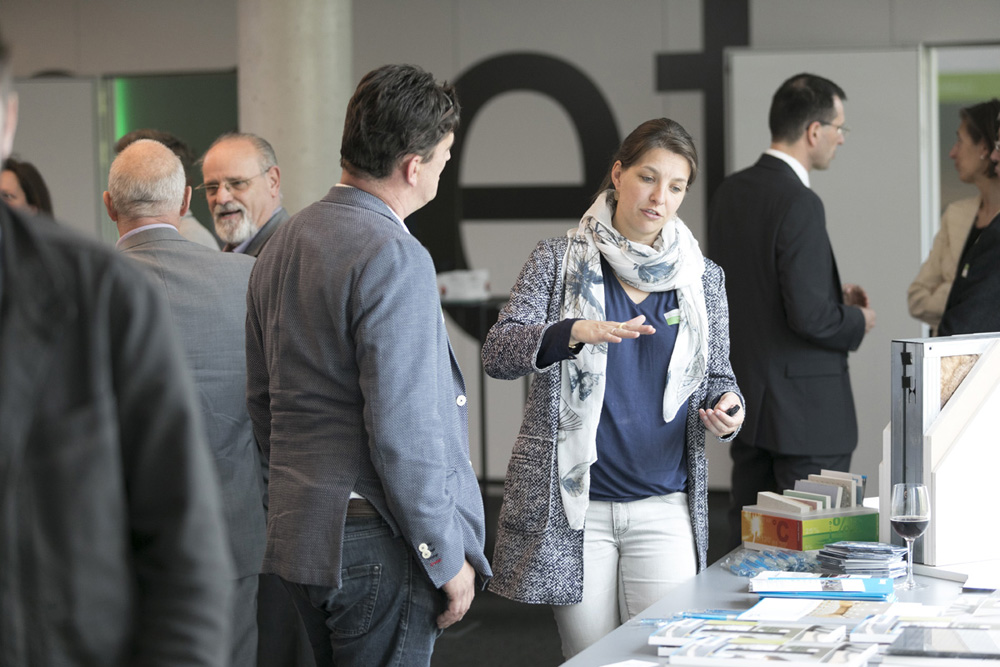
[237,0,352,215]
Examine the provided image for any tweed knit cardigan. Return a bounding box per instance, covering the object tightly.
[482,236,743,605]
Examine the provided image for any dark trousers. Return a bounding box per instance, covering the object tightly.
[727,438,852,550]
[282,515,445,667]
[232,573,261,667]
[257,573,316,667]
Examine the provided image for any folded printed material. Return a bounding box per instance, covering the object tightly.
[886,626,1000,660]
[756,491,813,513]
[660,634,878,664]
[748,571,896,602]
[850,613,1000,644]
[807,474,855,508]
[818,541,907,578]
[819,469,866,505]
[648,618,845,648]
[793,480,843,510]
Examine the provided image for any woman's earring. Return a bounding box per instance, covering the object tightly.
[613,189,620,202]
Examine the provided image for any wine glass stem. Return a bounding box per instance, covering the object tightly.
[906,537,915,588]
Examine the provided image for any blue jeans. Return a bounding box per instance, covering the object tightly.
[281,516,445,666]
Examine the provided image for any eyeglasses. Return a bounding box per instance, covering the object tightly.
[196,169,269,196]
[818,121,850,137]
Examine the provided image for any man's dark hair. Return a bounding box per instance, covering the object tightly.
[340,64,459,180]
[115,129,198,187]
[959,98,1000,180]
[769,73,846,144]
[3,156,53,214]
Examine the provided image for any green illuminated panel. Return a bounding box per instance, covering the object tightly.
[939,72,1000,104]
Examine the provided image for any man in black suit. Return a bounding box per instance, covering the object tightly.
[708,73,876,548]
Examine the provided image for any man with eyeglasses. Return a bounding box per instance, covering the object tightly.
[199,132,288,255]
[245,64,490,666]
[708,72,876,550]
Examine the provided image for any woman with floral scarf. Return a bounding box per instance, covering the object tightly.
[483,118,744,658]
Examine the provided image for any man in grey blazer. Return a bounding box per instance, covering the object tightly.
[246,64,491,666]
[106,139,266,667]
[200,132,289,256]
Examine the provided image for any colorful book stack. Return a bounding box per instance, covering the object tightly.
[817,541,907,578]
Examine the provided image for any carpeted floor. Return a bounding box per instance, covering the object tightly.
[431,487,732,666]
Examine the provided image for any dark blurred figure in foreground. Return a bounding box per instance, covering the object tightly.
[0,32,234,666]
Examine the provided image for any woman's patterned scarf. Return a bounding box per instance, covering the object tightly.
[557,190,708,529]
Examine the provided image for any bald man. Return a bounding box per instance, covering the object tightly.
[106,140,266,667]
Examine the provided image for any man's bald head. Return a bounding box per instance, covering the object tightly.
[106,139,188,222]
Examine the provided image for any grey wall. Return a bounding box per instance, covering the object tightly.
[3,0,1000,488]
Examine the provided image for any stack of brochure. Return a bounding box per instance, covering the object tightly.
[817,541,908,578]
[647,617,878,665]
[748,571,896,602]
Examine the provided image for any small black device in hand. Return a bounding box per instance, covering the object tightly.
[725,404,741,417]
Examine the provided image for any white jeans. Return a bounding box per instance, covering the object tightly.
[552,492,697,659]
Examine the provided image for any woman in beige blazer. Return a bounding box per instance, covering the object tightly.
[908,99,1000,334]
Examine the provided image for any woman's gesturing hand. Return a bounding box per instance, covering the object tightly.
[569,314,656,347]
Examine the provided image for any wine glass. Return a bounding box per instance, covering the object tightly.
[890,483,930,590]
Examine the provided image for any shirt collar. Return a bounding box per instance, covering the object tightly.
[115,223,179,249]
[335,183,410,234]
[765,148,810,188]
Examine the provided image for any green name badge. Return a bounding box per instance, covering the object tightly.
[664,309,680,326]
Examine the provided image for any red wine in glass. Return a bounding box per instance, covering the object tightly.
[890,516,929,540]
[890,483,930,590]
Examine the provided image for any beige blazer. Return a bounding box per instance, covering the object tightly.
[908,196,978,329]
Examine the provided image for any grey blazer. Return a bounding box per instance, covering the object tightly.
[120,226,266,578]
[246,186,491,589]
[482,237,741,605]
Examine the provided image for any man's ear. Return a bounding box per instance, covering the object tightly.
[102,191,118,222]
[804,120,822,148]
[1,92,18,159]
[180,185,192,217]
[266,165,281,195]
[403,154,421,187]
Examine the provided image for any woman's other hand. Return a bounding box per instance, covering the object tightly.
[699,392,744,438]
[569,314,655,346]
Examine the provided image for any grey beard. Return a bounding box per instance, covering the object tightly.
[214,211,255,245]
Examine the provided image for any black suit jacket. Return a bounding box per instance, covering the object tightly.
[707,154,865,456]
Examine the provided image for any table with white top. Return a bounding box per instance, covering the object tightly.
[562,554,966,666]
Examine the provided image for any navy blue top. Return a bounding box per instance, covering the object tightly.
[536,255,689,502]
